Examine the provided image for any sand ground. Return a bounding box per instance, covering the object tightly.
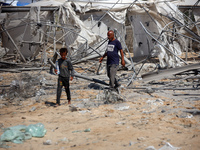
[0,69,200,150]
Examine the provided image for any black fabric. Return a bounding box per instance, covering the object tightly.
[56,76,71,105]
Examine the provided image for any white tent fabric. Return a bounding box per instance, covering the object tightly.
[108,10,127,24]
[30,0,102,48]
[193,9,200,36]
[62,2,101,48]
[1,7,51,59]
[72,0,137,12]
[0,0,197,68]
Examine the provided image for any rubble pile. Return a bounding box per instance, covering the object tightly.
[0,72,57,106]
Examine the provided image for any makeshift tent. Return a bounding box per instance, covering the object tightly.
[0,0,199,69]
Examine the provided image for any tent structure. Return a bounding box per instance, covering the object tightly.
[0,0,199,85]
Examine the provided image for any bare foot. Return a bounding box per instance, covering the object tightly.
[68,100,71,104]
[55,103,60,107]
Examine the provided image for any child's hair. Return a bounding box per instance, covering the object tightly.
[60,47,68,53]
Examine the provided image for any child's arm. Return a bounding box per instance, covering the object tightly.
[70,69,74,81]
[55,60,59,74]
[68,61,74,81]
[70,76,73,81]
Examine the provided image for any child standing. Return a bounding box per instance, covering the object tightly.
[55,47,74,106]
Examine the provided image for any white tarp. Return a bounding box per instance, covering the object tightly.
[0,7,51,59]
[71,0,188,68]
[0,0,198,68]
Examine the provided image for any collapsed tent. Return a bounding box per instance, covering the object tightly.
[0,0,102,62]
[0,0,199,72]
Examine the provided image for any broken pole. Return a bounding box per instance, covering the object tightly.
[127,87,200,91]
[160,13,200,41]
[73,73,109,86]
[162,30,200,44]
[1,6,58,12]
[141,62,200,82]
[140,22,188,65]
[48,58,109,86]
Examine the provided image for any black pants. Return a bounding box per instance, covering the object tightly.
[56,76,71,104]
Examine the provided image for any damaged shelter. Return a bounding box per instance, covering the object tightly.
[0,0,199,86]
[1,1,200,149]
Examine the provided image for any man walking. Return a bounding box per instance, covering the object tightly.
[99,30,125,91]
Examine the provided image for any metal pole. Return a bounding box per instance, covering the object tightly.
[1,6,58,12]
[163,30,200,44]
[165,2,200,32]
[114,29,135,69]
[140,22,188,65]
[48,59,109,86]
[161,14,200,41]
[53,11,56,54]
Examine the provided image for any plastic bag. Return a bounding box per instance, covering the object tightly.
[0,125,31,144]
[0,123,46,144]
[27,123,46,138]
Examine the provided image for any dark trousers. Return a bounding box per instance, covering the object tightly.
[107,64,119,88]
[56,76,71,104]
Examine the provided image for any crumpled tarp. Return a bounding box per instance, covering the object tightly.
[0,0,199,68]
[0,123,46,144]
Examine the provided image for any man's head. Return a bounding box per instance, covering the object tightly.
[60,47,68,60]
[107,30,115,41]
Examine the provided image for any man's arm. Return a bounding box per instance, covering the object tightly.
[120,49,125,67]
[99,52,107,63]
